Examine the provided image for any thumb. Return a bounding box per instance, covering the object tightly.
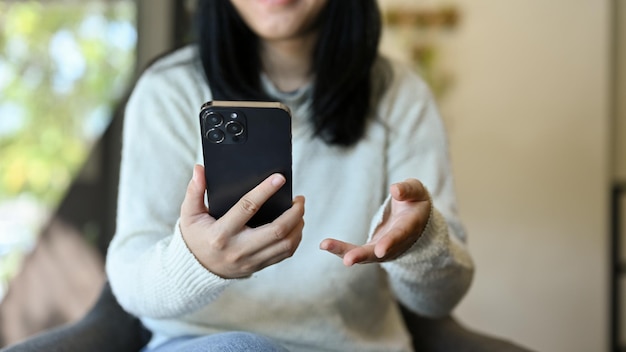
[391,179,429,202]
[181,164,208,218]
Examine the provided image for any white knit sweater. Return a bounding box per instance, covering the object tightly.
[105,46,474,352]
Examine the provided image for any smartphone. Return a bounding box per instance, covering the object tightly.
[199,100,292,227]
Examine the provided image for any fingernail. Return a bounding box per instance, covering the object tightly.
[271,174,285,187]
[396,183,406,198]
[192,166,200,185]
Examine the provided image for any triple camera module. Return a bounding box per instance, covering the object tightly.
[201,109,247,144]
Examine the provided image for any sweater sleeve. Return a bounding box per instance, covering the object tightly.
[374,64,474,318]
[105,64,233,319]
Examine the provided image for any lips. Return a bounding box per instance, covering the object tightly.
[259,0,296,6]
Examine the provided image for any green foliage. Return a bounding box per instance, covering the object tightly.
[0,1,136,207]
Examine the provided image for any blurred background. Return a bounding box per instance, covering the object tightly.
[0,0,623,351]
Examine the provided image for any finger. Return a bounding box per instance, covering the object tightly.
[390,179,429,202]
[374,227,416,260]
[249,217,305,269]
[274,195,305,231]
[343,244,377,266]
[244,196,306,252]
[219,173,286,232]
[319,238,359,259]
[181,164,208,219]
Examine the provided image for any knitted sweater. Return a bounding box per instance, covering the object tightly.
[105,46,474,352]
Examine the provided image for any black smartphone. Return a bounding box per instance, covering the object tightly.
[199,101,292,227]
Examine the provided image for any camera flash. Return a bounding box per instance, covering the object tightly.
[230,112,239,119]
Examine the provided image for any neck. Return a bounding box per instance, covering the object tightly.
[260,33,317,92]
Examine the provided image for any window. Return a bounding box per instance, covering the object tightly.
[0,1,136,299]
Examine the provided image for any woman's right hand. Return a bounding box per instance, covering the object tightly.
[180,164,305,279]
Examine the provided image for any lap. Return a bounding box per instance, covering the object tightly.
[145,331,290,352]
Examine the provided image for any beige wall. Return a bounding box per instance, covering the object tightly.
[380,0,611,351]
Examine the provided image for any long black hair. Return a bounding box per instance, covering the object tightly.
[195,0,382,146]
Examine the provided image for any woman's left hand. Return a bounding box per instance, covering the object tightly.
[320,179,431,266]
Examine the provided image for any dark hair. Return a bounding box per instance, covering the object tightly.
[195,0,382,146]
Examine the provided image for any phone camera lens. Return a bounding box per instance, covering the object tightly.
[204,112,223,127]
[225,121,244,136]
[206,128,225,143]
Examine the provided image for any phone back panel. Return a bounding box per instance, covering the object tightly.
[199,101,292,227]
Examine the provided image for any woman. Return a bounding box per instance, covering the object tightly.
[106,0,474,351]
